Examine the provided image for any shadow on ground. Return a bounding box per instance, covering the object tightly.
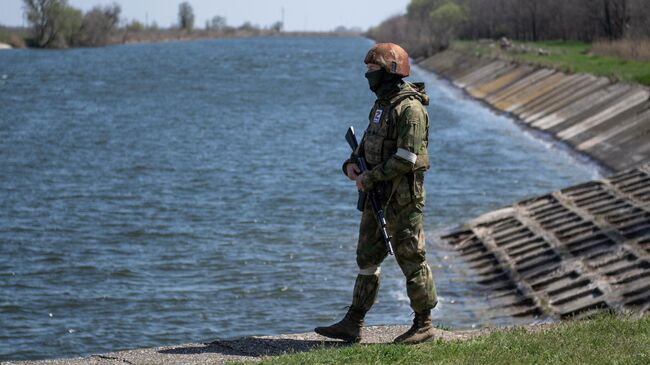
[159,337,351,358]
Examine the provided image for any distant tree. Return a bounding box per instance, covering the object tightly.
[238,22,255,32]
[430,1,468,47]
[23,0,69,47]
[79,3,120,47]
[270,21,283,32]
[210,15,227,31]
[600,0,629,40]
[628,0,650,37]
[127,20,145,32]
[178,2,194,32]
[59,5,82,46]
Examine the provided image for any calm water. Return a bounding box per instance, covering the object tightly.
[0,37,601,361]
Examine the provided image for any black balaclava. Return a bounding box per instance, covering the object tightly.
[365,69,403,97]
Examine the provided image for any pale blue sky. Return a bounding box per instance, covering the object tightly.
[1,0,409,31]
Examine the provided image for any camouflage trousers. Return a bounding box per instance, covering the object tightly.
[351,194,437,314]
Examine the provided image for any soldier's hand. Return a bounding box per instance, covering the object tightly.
[346,163,361,181]
[356,175,366,192]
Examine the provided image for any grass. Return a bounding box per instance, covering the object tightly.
[0,27,28,48]
[452,39,650,87]
[234,313,650,365]
[592,38,650,63]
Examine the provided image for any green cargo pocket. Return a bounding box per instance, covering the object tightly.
[395,177,412,206]
[414,172,425,200]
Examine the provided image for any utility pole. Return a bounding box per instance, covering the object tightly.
[281,6,285,31]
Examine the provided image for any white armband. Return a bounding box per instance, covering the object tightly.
[395,148,417,164]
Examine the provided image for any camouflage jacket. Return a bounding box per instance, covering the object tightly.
[344,81,430,204]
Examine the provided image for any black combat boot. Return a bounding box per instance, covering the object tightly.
[393,309,435,344]
[314,306,365,343]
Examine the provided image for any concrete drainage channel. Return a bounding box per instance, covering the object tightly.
[419,50,650,172]
[441,164,650,319]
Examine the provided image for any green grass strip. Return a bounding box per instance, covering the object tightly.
[453,40,650,87]
[235,313,650,365]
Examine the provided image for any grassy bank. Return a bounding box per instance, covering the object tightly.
[453,40,650,87]
[240,314,650,365]
[0,27,28,48]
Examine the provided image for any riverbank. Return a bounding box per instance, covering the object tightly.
[256,313,649,365]
[442,163,650,320]
[417,46,650,172]
[0,26,361,49]
[453,40,650,86]
[4,313,647,364]
[118,30,362,46]
[0,325,478,365]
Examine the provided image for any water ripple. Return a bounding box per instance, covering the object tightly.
[0,37,601,361]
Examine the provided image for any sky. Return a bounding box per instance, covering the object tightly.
[1,0,410,31]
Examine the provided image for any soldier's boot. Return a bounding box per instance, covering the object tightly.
[314,306,365,343]
[393,309,435,344]
[314,272,380,343]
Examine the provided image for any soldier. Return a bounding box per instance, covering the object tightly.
[315,43,437,344]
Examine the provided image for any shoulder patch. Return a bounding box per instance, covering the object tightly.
[373,108,383,124]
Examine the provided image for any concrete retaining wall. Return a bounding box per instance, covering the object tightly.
[419,51,650,172]
[441,163,650,319]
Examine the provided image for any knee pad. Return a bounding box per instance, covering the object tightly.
[359,264,381,276]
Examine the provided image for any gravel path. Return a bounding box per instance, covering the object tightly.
[2,325,483,365]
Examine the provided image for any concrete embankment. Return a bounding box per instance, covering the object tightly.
[419,50,650,172]
[441,163,650,319]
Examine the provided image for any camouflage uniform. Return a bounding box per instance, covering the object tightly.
[344,81,437,315]
[315,43,437,344]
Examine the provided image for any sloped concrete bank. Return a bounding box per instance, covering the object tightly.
[441,163,650,319]
[419,50,650,172]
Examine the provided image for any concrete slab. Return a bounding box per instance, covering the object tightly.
[606,132,650,171]
[465,63,517,88]
[557,88,650,141]
[509,74,585,116]
[468,66,535,99]
[466,63,519,96]
[531,84,630,131]
[454,61,508,89]
[419,51,464,76]
[497,72,570,112]
[447,57,494,80]
[417,48,650,172]
[441,165,650,319]
[577,103,650,151]
[521,76,609,124]
[486,69,556,106]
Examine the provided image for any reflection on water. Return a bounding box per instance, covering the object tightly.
[0,36,600,360]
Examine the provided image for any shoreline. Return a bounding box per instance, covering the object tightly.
[421,66,613,178]
[2,323,536,365]
[416,49,650,173]
[0,31,363,50]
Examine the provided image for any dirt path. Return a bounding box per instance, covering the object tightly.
[2,325,482,365]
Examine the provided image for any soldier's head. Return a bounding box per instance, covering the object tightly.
[364,43,410,93]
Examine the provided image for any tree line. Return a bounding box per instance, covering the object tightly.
[368,0,650,59]
[20,0,282,49]
[24,0,120,48]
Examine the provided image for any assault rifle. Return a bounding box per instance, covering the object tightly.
[345,126,394,256]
